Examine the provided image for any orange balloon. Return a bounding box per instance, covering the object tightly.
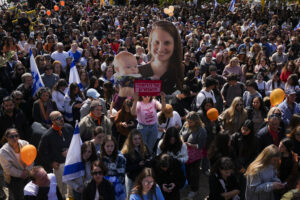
[270,88,285,106]
[20,144,37,166]
[54,5,59,11]
[207,108,219,121]
[60,1,65,6]
[46,10,51,16]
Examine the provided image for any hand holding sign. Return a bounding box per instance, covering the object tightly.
[134,80,162,96]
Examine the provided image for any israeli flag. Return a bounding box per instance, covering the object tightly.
[62,123,84,183]
[229,0,235,13]
[214,0,218,8]
[30,48,44,96]
[294,21,300,31]
[68,61,83,89]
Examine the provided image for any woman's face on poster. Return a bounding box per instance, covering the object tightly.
[150,28,174,63]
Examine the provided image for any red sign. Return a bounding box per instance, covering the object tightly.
[134,80,162,96]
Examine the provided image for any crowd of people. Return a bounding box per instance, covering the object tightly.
[0,0,300,199]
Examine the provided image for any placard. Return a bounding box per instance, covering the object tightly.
[134,80,162,96]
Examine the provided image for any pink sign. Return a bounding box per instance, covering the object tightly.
[134,80,162,96]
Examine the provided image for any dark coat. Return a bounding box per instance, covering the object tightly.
[38,123,73,171]
[124,148,152,181]
[82,178,115,200]
[256,125,285,152]
[208,173,240,200]
[152,155,186,200]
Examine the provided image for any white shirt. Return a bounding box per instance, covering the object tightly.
[52,89,67,112]
[24,173,58,200]
[196,89,216,108]
[51,51,69,69]
[157,111,182,138]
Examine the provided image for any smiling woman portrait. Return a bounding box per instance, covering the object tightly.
[138,20,184,95]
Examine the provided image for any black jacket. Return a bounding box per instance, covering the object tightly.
[124,148,152,181]
[256,125,285,152]
[208,173,240,200]
[152,155,186,200]
[38,123,73,171]
[82,179,115,200]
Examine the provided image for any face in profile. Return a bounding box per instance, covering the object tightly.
[150,28,174,63]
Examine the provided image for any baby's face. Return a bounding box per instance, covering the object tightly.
[119,56,138,75]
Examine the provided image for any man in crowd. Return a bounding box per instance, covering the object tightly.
[24,166,63,200]
[38,111,73,198]
[278,89,300,127]
[79,100,111,141]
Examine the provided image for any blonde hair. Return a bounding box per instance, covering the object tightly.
[265,107,281,122]
[245,144,280,177]
[228,57,239,67]
[121,129,147,159]
[227,97,247,122]
[185,111,205,132]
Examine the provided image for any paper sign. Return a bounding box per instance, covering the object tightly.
[134,80,162,96]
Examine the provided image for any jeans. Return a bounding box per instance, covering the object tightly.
[137,123,158,154]
[125,175,134,197]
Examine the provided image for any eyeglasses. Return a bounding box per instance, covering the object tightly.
[143,180,154,186]
[8,134,19,139]
[54,116,64,121]
[92,171,103,176]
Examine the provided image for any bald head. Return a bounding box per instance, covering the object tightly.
[113,51,138,75]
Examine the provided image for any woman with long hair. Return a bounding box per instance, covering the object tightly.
[285,74,299,91]
[218,97,247,135]
[52,60,66,79]
[287,125,300,158]
[138,20,184,94]
[121,129,151,196]
[89,58,102,78]
[79,69,89,91]
[266,71,285,96]
[231,120,259,199]
[100,135,126,200]
[128,168,165,200]
[180,111,207,198]
[208,157,240,200]
[115,99,137,148]
[51,79,68,113]
[246,96,268,134]
[0,128,33,200]
[222,57,244,81]
[64,82,85,124]
[67,141,98,200]
[245,145,285,200]
[278,138,299,194]
[280,60,296,83]
[152,154,185,200]
[157,127,188,163]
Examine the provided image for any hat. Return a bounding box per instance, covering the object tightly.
[87,89,100,99]
[164,104,173,118]
[286,89,296,95]
[90,100,102,110]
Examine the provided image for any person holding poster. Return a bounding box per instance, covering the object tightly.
[138,21,184,95]
[131,92,166,154]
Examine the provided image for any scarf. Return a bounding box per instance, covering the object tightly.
[52,124,62,136]
[90,112,101,126]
